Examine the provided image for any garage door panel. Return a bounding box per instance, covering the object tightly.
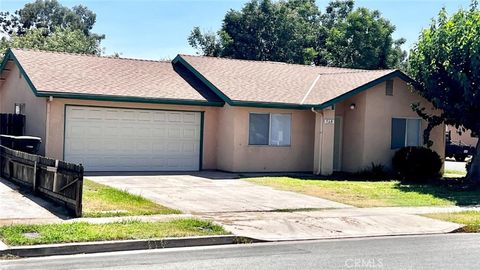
[65,106,201,172]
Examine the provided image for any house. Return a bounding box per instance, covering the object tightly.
[0,48,445,174]
[446,125,478,147]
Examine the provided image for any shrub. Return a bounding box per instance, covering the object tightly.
[354,163,391,181]
[392,147,442,182]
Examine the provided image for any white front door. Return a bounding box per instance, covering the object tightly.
[64,106,201,172]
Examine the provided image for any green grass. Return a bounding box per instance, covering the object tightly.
[424,211,480,233]
[443,169,467,178]
[0,219,227,246]
[83,180,180,217]
[246,177,480,207]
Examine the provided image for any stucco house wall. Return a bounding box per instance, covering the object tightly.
[338,78,445,173]
[45,98,220,170]
[215,105,315,172]
[0,62,47,154]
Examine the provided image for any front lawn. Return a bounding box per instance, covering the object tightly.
[0,219,227,246]
[444,168,467,178]
[82,180,180,217]
[246,177,480,207]
[424,211,480,233]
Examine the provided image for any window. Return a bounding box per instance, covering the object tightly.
[14,103,25,115]
[249,113,291,146]
[391,118,421,149]
[386,80,394,96]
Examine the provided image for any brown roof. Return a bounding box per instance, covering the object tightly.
[179,55,396,106]
[5,49,405,108]
[9,49,213,103]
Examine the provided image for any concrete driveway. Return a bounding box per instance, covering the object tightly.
[88,172,462,241]
[88,172,351,214]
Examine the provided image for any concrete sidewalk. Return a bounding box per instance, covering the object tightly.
[0,178,64,225]
[202,208,463,241]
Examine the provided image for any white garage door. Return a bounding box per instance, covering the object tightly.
[64,106,201,172]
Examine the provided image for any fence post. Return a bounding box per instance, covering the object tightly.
[32,160,37,192]
[52,159,59,192]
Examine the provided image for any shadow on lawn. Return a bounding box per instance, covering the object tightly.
[394,180,480,206]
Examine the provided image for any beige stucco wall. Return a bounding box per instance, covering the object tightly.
[45,99,220,170]
[335,78,445,173]
[216,105,315,172]
[446,125,478,147]
[0,62,47,154]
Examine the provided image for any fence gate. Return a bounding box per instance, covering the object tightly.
[0,146,84,217]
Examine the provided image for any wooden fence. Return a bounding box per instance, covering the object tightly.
[0,146,84,217]
[0,113,25,136]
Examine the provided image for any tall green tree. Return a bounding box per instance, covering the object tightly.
[319,6,406,69]
[0,0,104,55]
[408,1,480,182]
[188,0,406,69]
[189,0,321,64]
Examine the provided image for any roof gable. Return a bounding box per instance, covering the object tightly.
[175,54,414,109]
[0,48,224,106]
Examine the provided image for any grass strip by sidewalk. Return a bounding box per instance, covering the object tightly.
[83,179,180,217]
[424,211,480,233]
[246,177,480,207]
[0,219,227,246]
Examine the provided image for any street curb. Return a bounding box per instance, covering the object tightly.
[0,235,263,258]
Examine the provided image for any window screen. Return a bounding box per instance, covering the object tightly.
[391,118,406,149]
[391,118,422,149]
[406,119,421,146]
[386,80,394,96]
[249,113,269,145]
[270,114,291,146]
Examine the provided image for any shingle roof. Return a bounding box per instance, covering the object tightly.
[8,48,215,103]
[178,54,397,106]
[3,49,408,108]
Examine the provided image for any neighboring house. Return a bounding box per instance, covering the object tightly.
[446,125,478,147]
[0,48,445,174]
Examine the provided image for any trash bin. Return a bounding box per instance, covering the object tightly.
[0,134,16,148]
[13,136,42,154]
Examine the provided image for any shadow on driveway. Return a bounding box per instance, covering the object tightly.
[0,178,70,224]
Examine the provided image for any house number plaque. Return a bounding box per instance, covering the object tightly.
[324,119,335,124]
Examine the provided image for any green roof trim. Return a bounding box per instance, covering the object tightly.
[173,55,417,110]
[315,70,416,109]
[0,48,223,107]
[173,55,233,105]
[1,48,41,96]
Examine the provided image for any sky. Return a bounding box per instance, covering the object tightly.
[0,0,473,60]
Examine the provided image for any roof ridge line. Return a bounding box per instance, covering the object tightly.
[11,48,170,63]
[179,54,383,72]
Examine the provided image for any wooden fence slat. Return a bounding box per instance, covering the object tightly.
[0,145,84,217]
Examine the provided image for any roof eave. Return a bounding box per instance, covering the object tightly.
[36,91,224,107]
[313,70,417,110]
[1,49,224,107]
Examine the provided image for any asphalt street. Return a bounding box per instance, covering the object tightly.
[1,233,480,270]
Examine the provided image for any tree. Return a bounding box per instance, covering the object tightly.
[0,0,104,56]
[189,0,321,64]
[408,1,480,182]
[188,27,222,57]
[8,27,102,55]
[319,7,406,69]
[188,0,406,69]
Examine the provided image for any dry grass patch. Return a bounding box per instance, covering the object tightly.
[83,179,180,217]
